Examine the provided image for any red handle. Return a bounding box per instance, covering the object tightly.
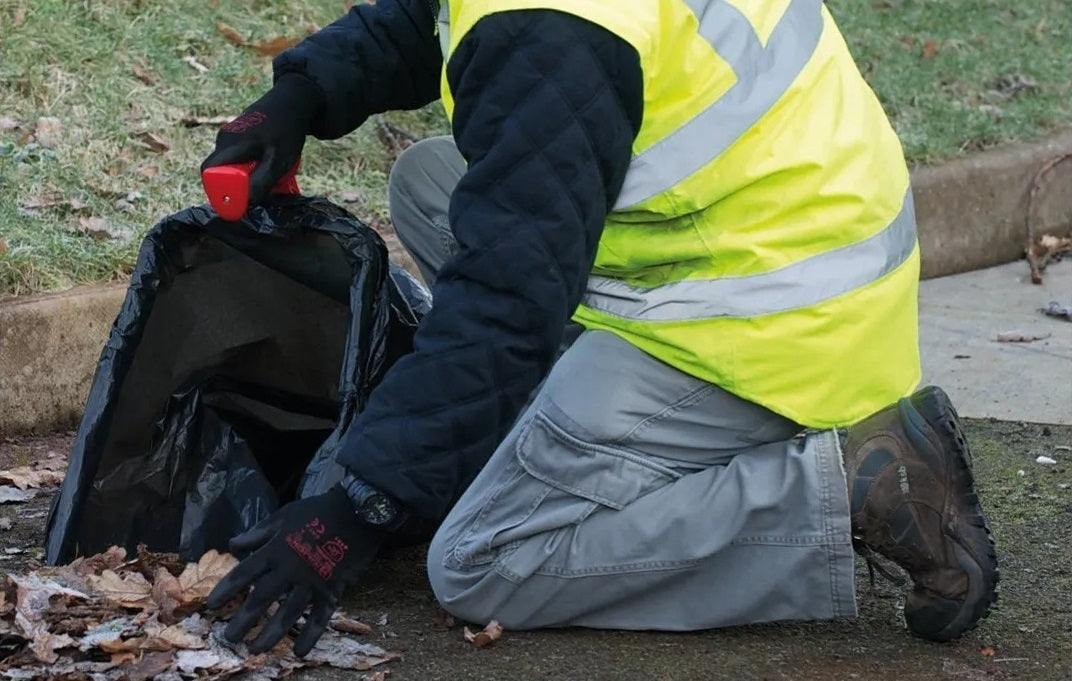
[201,159,301,221]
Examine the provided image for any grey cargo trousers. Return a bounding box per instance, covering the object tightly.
[388,137,857,629]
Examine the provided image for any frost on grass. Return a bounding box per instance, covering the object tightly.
[0,547,397,680]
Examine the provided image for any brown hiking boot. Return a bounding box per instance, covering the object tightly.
[841,386,998,641]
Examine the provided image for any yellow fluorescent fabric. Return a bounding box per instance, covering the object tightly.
[438,0,921,427]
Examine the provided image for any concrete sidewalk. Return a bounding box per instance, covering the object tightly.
[919,258,1072,425]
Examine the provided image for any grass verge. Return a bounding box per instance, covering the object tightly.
[1,0,1069,295]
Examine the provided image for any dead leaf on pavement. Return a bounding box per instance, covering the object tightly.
[432,610,456,631]
[251,35,302,57]
[70,546,128,577]
[126,544,187,580]
[132,130,170,153]
[175,549,237,603]
[995,330,1051,343]
[0,549,401,679]
[0,464,65,490]
[34,116,63,148]
[87,570,154,609]
[0,486,37,504]
[463,619,503,648]
[330,615,374,636]
[921,39,940,59]
[216,21,247,47]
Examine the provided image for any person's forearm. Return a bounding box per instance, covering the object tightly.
[273,0,442,139]
[337,9,644,519]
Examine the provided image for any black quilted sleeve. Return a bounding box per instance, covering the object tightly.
[336,9,644,518]
[273,0,442,140]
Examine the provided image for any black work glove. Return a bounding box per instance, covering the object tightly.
[200,74,323,206]
[206,485,381,657]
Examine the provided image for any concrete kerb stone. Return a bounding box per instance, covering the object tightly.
[1,284,126,436]
[1,133,1070,436]
[911,131,1072,279]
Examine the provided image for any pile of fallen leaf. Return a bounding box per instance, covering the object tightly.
[0,546,398,681]
[0,451,67,504]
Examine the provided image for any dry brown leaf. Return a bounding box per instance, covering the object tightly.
[462,619,503,648]
[304,635,401,669]
[0,116,18,131]
[28,629,77,664]
[132,64,158,85]
[175,549,238,602]
[125,650,176,681]
[18,195,86,212]
[132,130,170,153]
[110,650,139,665]
[151,567,185,622]
[0,465,65,490]
[138,165,160,179]
[432,610,456,631]
[87,569,154,609]
[34,116,63,148]
[921,39,940,59]
[340,191,362,203]
[76,216,114,240]
[216,21,247,47]
[144,622,209,651]
[70,546,129,577]
[365,672,389,681]
[99,635,145,653]
[330,615,374,636]
[181,114,234,127]
[996,330,1051,343]
[251,35,302,57]
[126,544,186,580]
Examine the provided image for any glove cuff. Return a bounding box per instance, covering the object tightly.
[266,73,325,131]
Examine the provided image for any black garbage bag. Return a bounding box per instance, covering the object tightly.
[43,196,430,565]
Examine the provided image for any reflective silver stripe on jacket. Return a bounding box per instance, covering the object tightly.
[438,1,451,58]
[614,0,823,210]
[582,190,917,321]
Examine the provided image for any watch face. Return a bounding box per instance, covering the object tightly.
[361,494,396,526]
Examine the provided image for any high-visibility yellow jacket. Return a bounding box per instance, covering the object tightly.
[437,0,921,428]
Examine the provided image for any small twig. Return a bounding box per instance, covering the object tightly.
[991,657,1029,663]
[375,118,418,161]
[1025,151,1072,284]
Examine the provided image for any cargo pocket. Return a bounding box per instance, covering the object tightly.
[445,409,681,572]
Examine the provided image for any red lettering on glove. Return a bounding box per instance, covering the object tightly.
[285,518,349,580]
[222,111,268,133]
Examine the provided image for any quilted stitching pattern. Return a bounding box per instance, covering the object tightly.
[338,9,643,518]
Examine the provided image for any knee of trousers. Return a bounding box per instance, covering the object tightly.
[387,137,459,241]
[426,522,512,625]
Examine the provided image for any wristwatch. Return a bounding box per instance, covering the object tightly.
[339,473,406,530]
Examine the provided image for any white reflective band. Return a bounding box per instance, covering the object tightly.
[583,190,917,321]
[614,0,823,210]
[438,2,451,58]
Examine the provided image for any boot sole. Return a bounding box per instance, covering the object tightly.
[898,386,1000,642]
